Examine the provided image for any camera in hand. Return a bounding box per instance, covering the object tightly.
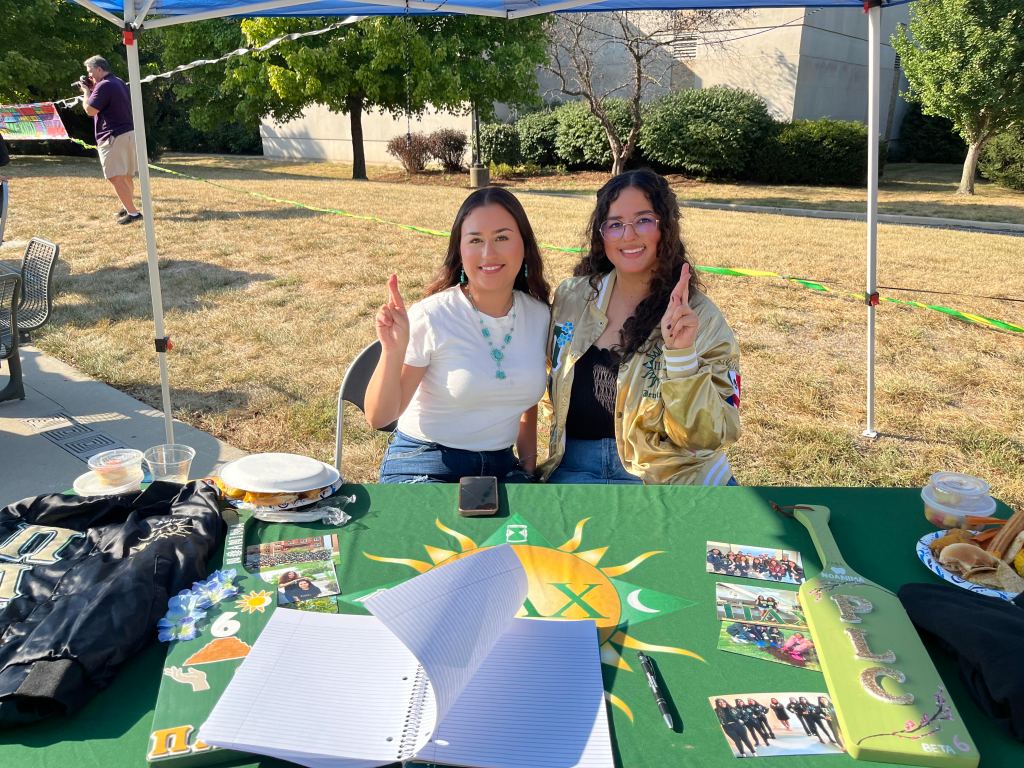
[76,75,93,88]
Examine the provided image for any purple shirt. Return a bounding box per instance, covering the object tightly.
[87,74,133,143]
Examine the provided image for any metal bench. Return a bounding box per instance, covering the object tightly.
[1,237,59,343]
[0,179,8,246]
[0,273,24,403]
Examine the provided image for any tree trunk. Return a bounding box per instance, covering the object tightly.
[347,94,367,181]
[611,155,625,176]
[958,140,984,195]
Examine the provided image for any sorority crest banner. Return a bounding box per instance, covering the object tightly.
[0,103,69,141]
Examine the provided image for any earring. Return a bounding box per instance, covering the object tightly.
[459,268,467,285]
[523,263,529,279]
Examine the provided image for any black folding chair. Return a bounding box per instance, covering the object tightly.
[333,340,397,473]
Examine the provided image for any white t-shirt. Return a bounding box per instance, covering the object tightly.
[398,286,550,451]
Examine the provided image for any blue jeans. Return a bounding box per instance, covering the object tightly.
[379,431,533,484]
[549,437,740,485]
[548,438,643,485]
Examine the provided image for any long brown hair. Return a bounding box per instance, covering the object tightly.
[425,187,550,305]
[573,169,700,359]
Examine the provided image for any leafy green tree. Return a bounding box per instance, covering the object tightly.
[0,0,120,102]
[161,16,549,179]
[892,0,1024,195]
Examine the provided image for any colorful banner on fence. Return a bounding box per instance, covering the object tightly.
[0,103,69,141]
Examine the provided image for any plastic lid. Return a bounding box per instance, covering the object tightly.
[219,453,340,493]
[73,469,144,497]
[928,471,990,499]
[921,484,996,519]
[88,448,144,470]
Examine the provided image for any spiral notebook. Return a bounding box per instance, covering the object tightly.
[198,545,613,768]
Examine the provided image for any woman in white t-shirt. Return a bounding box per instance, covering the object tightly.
[364,187,551,484]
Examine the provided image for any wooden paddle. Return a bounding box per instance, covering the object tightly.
[778,503,980,767]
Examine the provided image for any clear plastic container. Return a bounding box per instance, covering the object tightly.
[73,469,144,497]
[922,472,996,529]
[88,448,146,487]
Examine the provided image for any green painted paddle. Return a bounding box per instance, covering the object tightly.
[783,503,979,767]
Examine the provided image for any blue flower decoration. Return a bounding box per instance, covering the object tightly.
[165,589,208,623]
[191,569,240,608]
[157,615,199,642]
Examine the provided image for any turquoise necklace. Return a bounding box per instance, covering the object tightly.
[463,287,516,380]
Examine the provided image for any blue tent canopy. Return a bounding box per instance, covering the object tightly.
[76,0,910,27]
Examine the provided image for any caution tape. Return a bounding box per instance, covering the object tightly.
[66,139,1024,335]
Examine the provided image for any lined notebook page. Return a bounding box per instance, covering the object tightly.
[415,618,614,768]
[366,544,527,730]
[198,610,423,767]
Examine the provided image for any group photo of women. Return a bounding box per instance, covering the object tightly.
[363,168,742,486]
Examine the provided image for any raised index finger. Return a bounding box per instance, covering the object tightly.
[386,273,405,310]
[671,264,691,305]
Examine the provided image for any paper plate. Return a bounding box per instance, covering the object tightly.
[219,453,340,494]
[915,530,1015,602]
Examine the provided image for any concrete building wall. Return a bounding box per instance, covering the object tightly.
[682,9,807,120]
[261,103,472,165]
[262,8,912,163]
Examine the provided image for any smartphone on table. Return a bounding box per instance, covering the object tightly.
[458,476,499,517]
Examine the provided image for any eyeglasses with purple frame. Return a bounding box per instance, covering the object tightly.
[599,215,660,240]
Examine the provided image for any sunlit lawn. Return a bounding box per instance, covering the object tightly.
[2,154,1022,511]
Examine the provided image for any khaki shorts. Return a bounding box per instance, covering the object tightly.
[97,131,138,180]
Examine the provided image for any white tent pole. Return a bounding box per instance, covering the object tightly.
[864,1,880,439]
[123,10,175,443]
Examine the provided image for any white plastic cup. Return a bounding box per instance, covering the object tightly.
[144,444,196,484]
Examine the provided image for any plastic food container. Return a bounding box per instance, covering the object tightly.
[921,472,996,529]
[73,469,144,497]
[88,448,146,487]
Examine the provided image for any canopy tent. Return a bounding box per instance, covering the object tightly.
[70,0,912,442]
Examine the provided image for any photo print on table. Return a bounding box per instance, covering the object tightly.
[717,622,821,671]
[245,534,339,571]
[259,561,342,607]
[706,541,805,585]
[709,692,844,759]
[715,583,806,629]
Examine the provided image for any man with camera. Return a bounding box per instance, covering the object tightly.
[79,56,141,224]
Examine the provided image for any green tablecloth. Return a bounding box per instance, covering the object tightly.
[1,485,1020,767]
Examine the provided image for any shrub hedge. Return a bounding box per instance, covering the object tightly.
[751,119,871,186]
[386,132,431,173]
[516,110,560,166]
[427,128,468,173]
[554,100,636,170]
[979,129,1024,191]
[895,103,967,164]
[639,86,774,179]
[481,89,880,186]
[479,123,520,165]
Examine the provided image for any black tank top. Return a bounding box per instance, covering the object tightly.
[565,345,619,440]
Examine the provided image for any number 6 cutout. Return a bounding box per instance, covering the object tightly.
[211,611,241,638]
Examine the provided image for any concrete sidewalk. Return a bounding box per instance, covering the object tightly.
[0,346,246,507]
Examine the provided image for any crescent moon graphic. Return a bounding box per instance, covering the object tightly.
[627,589,659,614]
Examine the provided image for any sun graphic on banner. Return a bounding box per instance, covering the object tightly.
[340,514,702,722]
[235,590,274,614]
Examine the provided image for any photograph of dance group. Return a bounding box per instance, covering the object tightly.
[709,693,844,758]
[715,583,820,670]
[706,542,805,585]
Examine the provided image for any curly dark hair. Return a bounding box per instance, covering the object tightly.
[425,187,550,305]
[572,169,700,359]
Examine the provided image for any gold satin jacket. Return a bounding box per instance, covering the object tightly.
[539,271,741,485]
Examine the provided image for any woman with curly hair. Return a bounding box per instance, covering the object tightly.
[540,169,740,485]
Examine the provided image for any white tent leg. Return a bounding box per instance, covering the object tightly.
[864,2,881,439]
[124,17,175,443]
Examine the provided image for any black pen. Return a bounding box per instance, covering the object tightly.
[637,651,674,729]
